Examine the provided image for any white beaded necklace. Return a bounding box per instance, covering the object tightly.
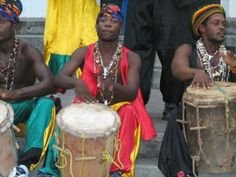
[93,42,123,105]
[196,38,230,81]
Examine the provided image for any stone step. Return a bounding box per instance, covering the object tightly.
[135,159,164,177]
[138,119,166,159]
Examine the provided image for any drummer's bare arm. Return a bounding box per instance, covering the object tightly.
[55,47,97,103]
[116,51,141,102]
[172,44,211,88]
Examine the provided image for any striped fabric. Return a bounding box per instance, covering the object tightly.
[192,4,225,37]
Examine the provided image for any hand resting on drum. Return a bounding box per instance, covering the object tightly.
[74,79,98,103]
[191,69,212,89]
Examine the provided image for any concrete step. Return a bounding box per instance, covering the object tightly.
[138,119,166,159]
[135,159,164,177]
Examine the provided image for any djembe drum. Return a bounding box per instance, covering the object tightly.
[54,102,121,177]
[0,100,17,177]
[181,81,236,174]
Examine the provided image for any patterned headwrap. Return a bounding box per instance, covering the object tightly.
[0,0,22,23]
[97,4,123,23]
[192,4,225,37]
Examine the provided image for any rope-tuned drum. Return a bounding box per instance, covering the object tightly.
[181,81,236,175]
[54,102,121,177]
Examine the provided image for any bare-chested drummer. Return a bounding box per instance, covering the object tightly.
[0,1,59,177]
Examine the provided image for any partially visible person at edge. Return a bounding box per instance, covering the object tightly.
[0,1,59,177]
[55,4,156,177]
[158,4,236,177]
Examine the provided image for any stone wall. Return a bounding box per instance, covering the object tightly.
[16,18,236,89]
[16,18,45,52]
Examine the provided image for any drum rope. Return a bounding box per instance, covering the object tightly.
[102,137,111,177]
[188,106,212,177]
[196,106,211,167]
[79,135,86,177]
[183,101,212,175]
[215,83,231,166]
[54,130,75,177]
[114,135,124,170]
[101,135,124,172]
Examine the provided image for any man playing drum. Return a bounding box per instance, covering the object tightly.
[55,3,157,177]
[159,4,236,177]
[172,4,236,87]
[0,0,59,177]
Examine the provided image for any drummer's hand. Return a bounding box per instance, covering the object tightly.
[74,80,98,103]
[0,89,20,100]
[191,70,212,89]
[97,75,114,90]
[219,49,236,68]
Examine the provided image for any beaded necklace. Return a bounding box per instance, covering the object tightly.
[0,38,19,90]
[93,42,123,105]
[196,38,230,81]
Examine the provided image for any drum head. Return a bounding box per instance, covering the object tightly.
[0,100,14,134]
[56,102,121,138]
[183,81,236,105]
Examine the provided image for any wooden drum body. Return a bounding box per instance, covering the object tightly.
[0,100,17,177]
[182,82,236,173]
[55,103,121,177]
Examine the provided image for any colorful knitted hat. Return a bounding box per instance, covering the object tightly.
[192,4,225,37]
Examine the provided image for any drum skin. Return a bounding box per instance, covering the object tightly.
[56,102,121,177]
[0,100,17,177]
[183,82,236,173]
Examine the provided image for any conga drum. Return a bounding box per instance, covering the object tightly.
[55,102,121,177]
[182,81,236,174]
[0,100,17,177]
